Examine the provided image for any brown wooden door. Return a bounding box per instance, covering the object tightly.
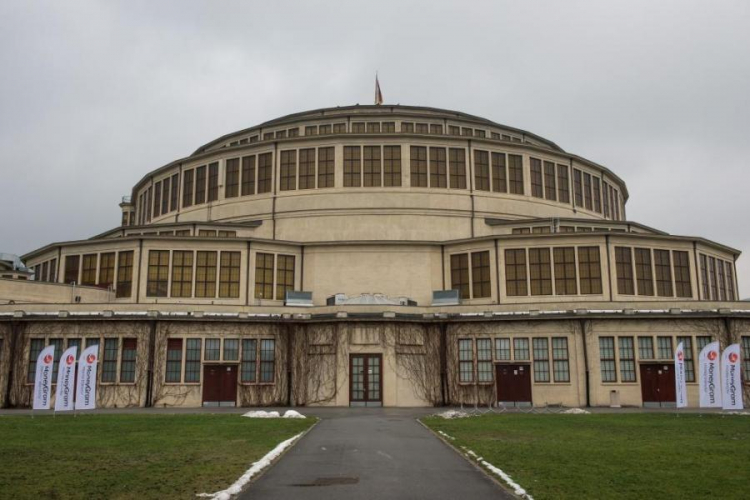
[496,363,532,405]
[203,365,237,407]
[639,364,659,403]
[657,364,676,403]
[350,354,382,407]
[639,363,676,406]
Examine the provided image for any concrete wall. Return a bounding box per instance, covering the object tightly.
[0,279,114,305]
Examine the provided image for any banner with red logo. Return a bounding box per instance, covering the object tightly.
[699,341,722,408]
[75,345,98,411]
[674,342,688,408]
[32,345,56,410]
[54,346,78,412]
[721,344,744,411]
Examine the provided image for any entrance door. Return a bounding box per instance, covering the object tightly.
[496,363,532,407]
[350,354,382,407]
[639,363,676,408]
[203,365,238,407]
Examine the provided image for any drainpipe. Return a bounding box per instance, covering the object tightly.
[145,319,157,408]
[579,319,591,408]
[286,324,293,406]
[3,321,20,408]
[439,322,449,406]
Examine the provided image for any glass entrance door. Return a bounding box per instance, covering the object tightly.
[349,354,382,407]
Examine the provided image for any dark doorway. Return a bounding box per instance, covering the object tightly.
[495,363,532,407]
[203,365,238,407]
[350,354,382,407]
[639,363,676,408]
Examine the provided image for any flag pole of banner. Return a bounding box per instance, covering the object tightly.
[721,344,744,411]
[54,346,77,412]
[32,345,56,411]
[674,341,688,408]
[375,73,383,105]
[75,344,99,411]
[698,341,722,408]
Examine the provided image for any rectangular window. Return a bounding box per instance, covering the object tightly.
[474,150,490,191]
[530,158,543,198]
[477,339,493,382]
[81,254,97,286]
[410,146,428,187]
[741,336,750,382]
[491,152,507,193]
[583,173,592,210]
[508,154,524,194]
[557,164,570,203]
[257,153,273,194]
[603,181,610,217]
[219,252,241,299]
[529,248,552,296]
[118,338,137,383]
[552,337,570,382]
[459,339,474,383]
[146,250,169,297]
[101,338,117,384]
[170,173,179,211]
[382,122,395,133]
[533,338,550,383]
[115,250,134,298]
[708,257,718,301]
[677,336,695,382]
[430,124,442,134]
[225,158,240,198]
[578,247,603,295]
[298,148,316,190]
[654,249,673,297]
[599,337,617,382]
[224,339,239,361]
[471,251,491,299]
[241,155,256,196]
[505,249,527,296]
[166,339,182,383]
[64,255,80,284]
[185,338,201,383]
[344,146,361,187]
[495,338,511,360]
[333,123,346,134]
[673,251,692,298]
[363,146,382,187]
[241,339,257,383]
[401,122,414,133]
[554,247,577,295]
[195,165,207,204]
[514,338,530,360]
[99,252,116,289]
[657,336,673,359]
[171,251,194,298]
[27,339,45,382]
[429,147,447,188]
[638,336,654,360]
[254,253,275,299]
[726,262,736,301]
[260,339,275,383]
[161,177,170,214]
[450,253,470,300]
[204,338,220,361]
[544,161,556,201]
[696,336,712,353]
[615,247,635,295]
[183,169,194,207]
[153,181,162,218]
[717,260,727,301]
[280,150,297,191]
[573,169,583,207]
[383,145,401,187]
[593,178,602,213]
[619,337,636,382]
[317,147,334,188]
[635,248,654,296]
[367,122,380,133]
[49,338,63,384]
[276,255,295,301]
[195,251,217,298]
[305,125,318,136]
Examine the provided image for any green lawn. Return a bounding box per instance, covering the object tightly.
[422,413,750,500]
[0,414,314,499]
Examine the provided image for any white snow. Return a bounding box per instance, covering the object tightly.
[434,410,475,419]
[724,411,750,416]
[196,432,303,500]
[561,408,591,414]
[283,410,306,419]
[438,430,455,440]
[462,446,534,499]
[241,410,280,418]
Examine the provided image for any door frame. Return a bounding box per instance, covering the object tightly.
[639,362,676,408]
[349,353,383,407]
[202,363,239,407]
[495,362,533,407]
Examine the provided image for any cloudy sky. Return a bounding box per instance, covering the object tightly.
[1,1,748,296]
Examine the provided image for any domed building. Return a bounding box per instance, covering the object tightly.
[1,104,748,409]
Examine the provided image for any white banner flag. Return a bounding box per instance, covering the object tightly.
[75,345,99,411]
[32,345,55,410]
[722,344,744,411]
[54,346,77,412]
[675,342,688,408]
[699,341,722,408]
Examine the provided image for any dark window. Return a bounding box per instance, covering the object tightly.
[474,150,490,191]
[430,124,443,134]
[102,338,118,383]
[657,336,673,359]
[726,262,736,301]
[491,152,507,193]
[305,125,318,136]
[416,123,429,134]
[241,155,256,196]
[344,146,361,187]
[552,337,570,382]
[205,339,220,361]
[401,122,414,133]
[146,250,169,297]
[299,148,316,190]
[717,260,727,301]
[529,248,552,296]
[471,251,491,299]
[276,255,295,301]
[450,253,470,300]
[619,337,636,382]
[477,339,493,382]
[120,338,137,383]
[638,337,655,359]
[254,253,274,299]
[257,153,273,194]
[635,248,654,296]
[578,247,603,295]
[318,147,335,188]
[708,257,718,300]
[161,177,170,214]
[185,338,201,383]
[81,254,97,286]
[241,339,257,383]
[382,122,395,133]
[429,147,447,188]
[383,146,401,187]
[171,251,193,298]
[195,251,217,298]
[195,166,207,205]
[593,178,602,213]
[99,252,116,289]
[28,339,45,382]
[367,122,380,133]
[741,336,750,382]
[410,146,427,187]
[583,173,592,210]
[530,158,543,198]
[673,251,692,298]
[260,339,275,383]
[363,146,382,187]
[599,337,616,382]
[170,173,179,211]
[495,338,511,360]
[615,247,635,295]
[554,247,577,295]
[514,338,530,360]
[449,148,466,189]
[352,122,365,133]
[544,161,556,201]
[280,150,297,191]
[153,181,162,218]
[654,249,673,297]
[533,338,550,382]
[677,336,695,382]
[166,339,182,383]
[49,338,63,383]
[603,181,610,217]
[508,155,524,194]
[116,251,134,298]
[225,158,240,198]
[219,252,241,298]
[505,249,527,296]
[224,339,239,361]
[557,164,570,203]
[459,339,474,383]
[573,169,583,207]
[183,169,194,207]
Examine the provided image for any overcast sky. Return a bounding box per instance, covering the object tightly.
[1,1,748,296]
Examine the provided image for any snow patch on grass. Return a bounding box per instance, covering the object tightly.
[196,432,303,500]
[457,444,534,500]
[438,430,455,440]
[435,410,476,419]
[241,410,306,419]
[724,411,750,416]
[561,408,591,415]
[283,410,306,419]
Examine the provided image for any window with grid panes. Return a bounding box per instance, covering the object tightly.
[529,248,552,296]
[573,169,583,207]
[430,124,442,134]
[170,173,179,211]
[223,339,239,361]
[64,255,80,284]
[530,158,543,198]
[171,251,193,298]
[120,339,137,383]
[276,255,295,301]
[557,165,570,203]
[298,148,315,190]
[166,339,182,383]
[49,338,63,383]
[263,132,274,140]
[195,166,207,204]
[401,122,414,133]
[532,227,551,234]
[459,339,474,383]
[318,124,331,135]
[638,337,655,359]
[602,181,610,217]
[219,252,241,298]
[461,127,472,136]
[450,253,470,300]
[260,339,275,383]
[554,247,577,295]
[344,146,361,187]
[242,339,257,382]
[593,178,602,213]
[495,338,511,360]
[673,251,692,298]
[578,247,603,294]
[317,147,334,188]
[333,123,346,134]
[552,337,570,382]
[153,181,162,218]
[634,248,654,296]
[726,262,736,301]
[514,338,530,360]
[474,150,490,191]
[505,249,527,296]
[410,146,428,187]
[583,173,593,210]
[696,336,711,354]
[280,150,297,191]
[477,339,493,382]
[182,169,194,207]
[254,253,274,299]
[677,336,695,382]
[599,337,617,382]
[619,337,636,382]
[184,339,201,382]
[654,250,673,297]
[257,153,273,194]
[491,152,507,193]
[305,125,318,136]
[366,122,380,133]
[276,130,286,139]
[99,252,115,289]
[717,261,727,301]
[708,257,718,300]
[81,254,97,286]
[508,155,524,194]
[363,146,382,187]
[225,158,239,197]
[195,251,217,298]
[513,228,531,235]
[615,247,635,295]
[241,155,256,195]
[204,339,220,361]
[657,336,673,359]
[382,146,401,187]
[382,122,395,133]
[471,251,491,299]
[448,125,460,135]
[533,338,550,382]
[742,336,750,381]
[416,123,428,134]
[475,129,486,138]
[543,161,556,201]
[162,177,170,214]
[351,122,365,133]
[27,339,45,382]
[147,250,169,297]
[429,147,447,188]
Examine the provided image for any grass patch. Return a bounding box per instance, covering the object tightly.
[422,413,750,499]
[0,413,314,499]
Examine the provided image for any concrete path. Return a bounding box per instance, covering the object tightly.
[239,408,512,500]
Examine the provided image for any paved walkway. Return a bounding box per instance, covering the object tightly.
[239,408,511,500]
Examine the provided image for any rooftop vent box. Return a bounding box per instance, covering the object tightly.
[285,291,313,307]
[326,293,348,306]
[432,289,460,306]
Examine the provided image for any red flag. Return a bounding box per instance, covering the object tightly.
[375,75,383,105]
